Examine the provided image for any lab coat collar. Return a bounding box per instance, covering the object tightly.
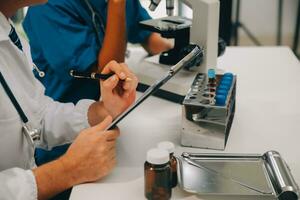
[0,12,12,42]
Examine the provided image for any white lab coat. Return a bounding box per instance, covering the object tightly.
[0,12,94,199]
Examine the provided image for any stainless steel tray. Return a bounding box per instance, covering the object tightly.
[177,151,299,200]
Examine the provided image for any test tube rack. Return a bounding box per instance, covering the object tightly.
[181,72,236,150]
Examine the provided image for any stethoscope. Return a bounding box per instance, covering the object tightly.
[82,0,130,58]
[33,0,106,78]
[84,0,106,45]
[0,71,41,150]
[34,0,129,79]
[0,1,104,151]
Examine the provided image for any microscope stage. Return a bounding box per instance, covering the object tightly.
[130,54,199,103]
[139,16,192,34]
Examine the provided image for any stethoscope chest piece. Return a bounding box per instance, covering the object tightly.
[22,124,41,148]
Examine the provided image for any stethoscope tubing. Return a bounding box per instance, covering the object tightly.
[34,0,106,79]
[0,71,41,147]
[0,71,29,123]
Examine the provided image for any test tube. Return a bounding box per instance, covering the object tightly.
[207,69,216,104]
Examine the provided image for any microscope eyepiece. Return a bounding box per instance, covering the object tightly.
[149,0,162,11]
[166,0,174,16]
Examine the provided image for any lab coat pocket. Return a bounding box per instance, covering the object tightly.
[0,117,31,170]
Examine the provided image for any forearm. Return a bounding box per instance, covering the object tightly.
[98,0,127,70]
[33,159,75,200]
[88,101,110,126]
[142,33,173,55]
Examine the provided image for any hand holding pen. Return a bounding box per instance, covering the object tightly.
[100,61,138,119]
[70,61,138,120]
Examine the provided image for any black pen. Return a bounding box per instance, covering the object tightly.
[70,70,114,80]
[105,45,202,131]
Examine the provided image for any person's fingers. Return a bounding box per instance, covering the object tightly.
[123,78,136,91]
[106,148,116,160]
[102,61,127,80]
[123,91,130,98]
[119,63,132,76]
[123,80,131,90]
[122,77,138,97]
[101,60,117,74]
[132,75,138,89]
[100,150,116,168]
[103,159,116,176]
[109,155,116,164]
[105,129,120,141]
[102,75,119,94]
[106,151,117,166]
[91,116,113,132]
[104,139,116,148]
[98,159,115,178]
[100,146,115,158]
[120,63,138,87]
[105,142,116,151]
[102,62,138,97]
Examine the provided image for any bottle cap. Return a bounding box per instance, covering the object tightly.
[216,89,228,96]
[147,148,169,165]
[215,95,226,106]
[218,84,230,91]
[221,76,233,83]
[220,80,232,87]
[223,73,233,78]
[208,69,216,79]
[158,141,175,154]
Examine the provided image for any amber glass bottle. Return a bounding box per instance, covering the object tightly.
[144,148,171,200]
[158,141,177,188]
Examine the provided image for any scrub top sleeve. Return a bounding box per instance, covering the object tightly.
[23,4,99,81]
[0,168,37,200]
[128,1,152,44]
[36,82,94,150]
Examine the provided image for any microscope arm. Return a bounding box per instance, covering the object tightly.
[181,0,220,73]
[148,0,220,73]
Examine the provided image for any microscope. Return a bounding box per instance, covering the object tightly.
[131,0,236,150]
[131,0,221,103]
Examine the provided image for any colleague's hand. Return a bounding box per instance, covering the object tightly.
[59,116,120,184]
[142,33,173,55]
[100,60,138,119]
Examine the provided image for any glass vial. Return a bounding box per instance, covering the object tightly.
[158,141,177,188]
[144,148,172,200]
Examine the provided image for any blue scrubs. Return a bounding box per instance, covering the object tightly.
[23,0,151,166]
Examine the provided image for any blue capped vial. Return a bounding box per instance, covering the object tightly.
[208,69,216,79]
[223,73,233,78]
[220,79,232,87]
[221,76,233,82]
[215,95,226,106]
[218,84,230,91]
[216,89,228,97]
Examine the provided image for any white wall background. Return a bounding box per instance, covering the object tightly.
[234,0,298,46]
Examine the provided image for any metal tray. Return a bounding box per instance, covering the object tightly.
[177,151,299,200]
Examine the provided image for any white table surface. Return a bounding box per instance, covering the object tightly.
[70,47,300,200]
